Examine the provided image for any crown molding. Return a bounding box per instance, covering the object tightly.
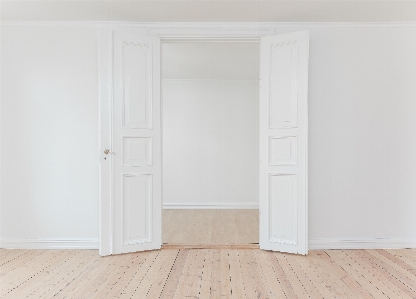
[1,21,416,29]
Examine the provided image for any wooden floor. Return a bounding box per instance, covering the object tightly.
[1,249,416,298]
[162,209,259,244]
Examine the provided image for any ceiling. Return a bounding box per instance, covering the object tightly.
[1,1,416,22]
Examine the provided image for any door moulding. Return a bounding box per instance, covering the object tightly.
[99,25,309,256]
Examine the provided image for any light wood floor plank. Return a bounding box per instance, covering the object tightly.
[158,249,187,298]
[209,249,223,299]
[403,249,416,259]
[80,253,130,298]
[364,249,416,296]
[251,250,274,298]
[276,252,310,298]
[292,254,334,299]
[1,248,416,298]
[102,252,151,298]
[326,250,389,299]
[41,250,100,299]
[238,250,261,298]
[70,254,122,299]
[190,250,210,298]
[268,251,299,298]
[132,250,176,299]
[1,250,73,298]
[376,249,416,275]
[228,250,246,299]
[339,250,393,299]
[370,249,416,282]
[306,251,355,298]
[199,250,214,298]
[349,249,413,299]
[0,250,47,273]
[387,249,416,273]
[290,256,326,298]
[220,250,232,297]
[146,249,179,298]
[255,251,287,298]
[173,249,200,299]
[400,249,416,261]
[0,249,37,266]
[172,250,192,298]
[10,250,83,298]
[312,250,374,299]
[117,250,161,298]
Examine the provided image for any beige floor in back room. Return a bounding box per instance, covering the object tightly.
[162,209,259,245]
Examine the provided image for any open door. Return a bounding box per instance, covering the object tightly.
[259,31,309,254]
[100,31,161,255]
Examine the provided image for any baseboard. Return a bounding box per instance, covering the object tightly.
[163,202,259,209]
[309,238,416,250]
[3,238,414,250]
[0,238,99,250]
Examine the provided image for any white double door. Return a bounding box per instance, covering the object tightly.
[100,31,309,256]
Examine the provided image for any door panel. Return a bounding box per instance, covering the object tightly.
[259,31,309,254]
[112,32,161,255]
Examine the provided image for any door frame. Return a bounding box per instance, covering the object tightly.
[99,25,307,256]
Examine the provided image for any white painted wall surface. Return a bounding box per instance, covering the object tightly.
[1,25,416,248]
[300,27,416,247]
[162,80,259,208]
[162,42,259,208]
[1,27,99,246]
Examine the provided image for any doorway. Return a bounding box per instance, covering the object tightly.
[99,28,309,256]
[161,40,260,245]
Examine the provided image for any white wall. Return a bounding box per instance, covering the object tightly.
[162,42,259,208]
[1,25,416,248]
[299,26,416,247]
[162,81,259,208]
[1,27,99,247]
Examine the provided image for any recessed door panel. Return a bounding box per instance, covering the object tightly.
[269,136,297,166]
[123,137,152,166]
[269,42,298,129]
[269,174,297,244]
[122,43,152,129]
[122,174,152,245]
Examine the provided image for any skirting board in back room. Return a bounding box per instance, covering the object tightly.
[163,202,259,209]
[1,238,415,250]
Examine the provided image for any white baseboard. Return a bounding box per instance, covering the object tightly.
[0,238,99,250]
[163,202,259,209]
[3,238,414,251]
[309,238,416,250]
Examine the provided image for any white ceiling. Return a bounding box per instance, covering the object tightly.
[1,1,416,22]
